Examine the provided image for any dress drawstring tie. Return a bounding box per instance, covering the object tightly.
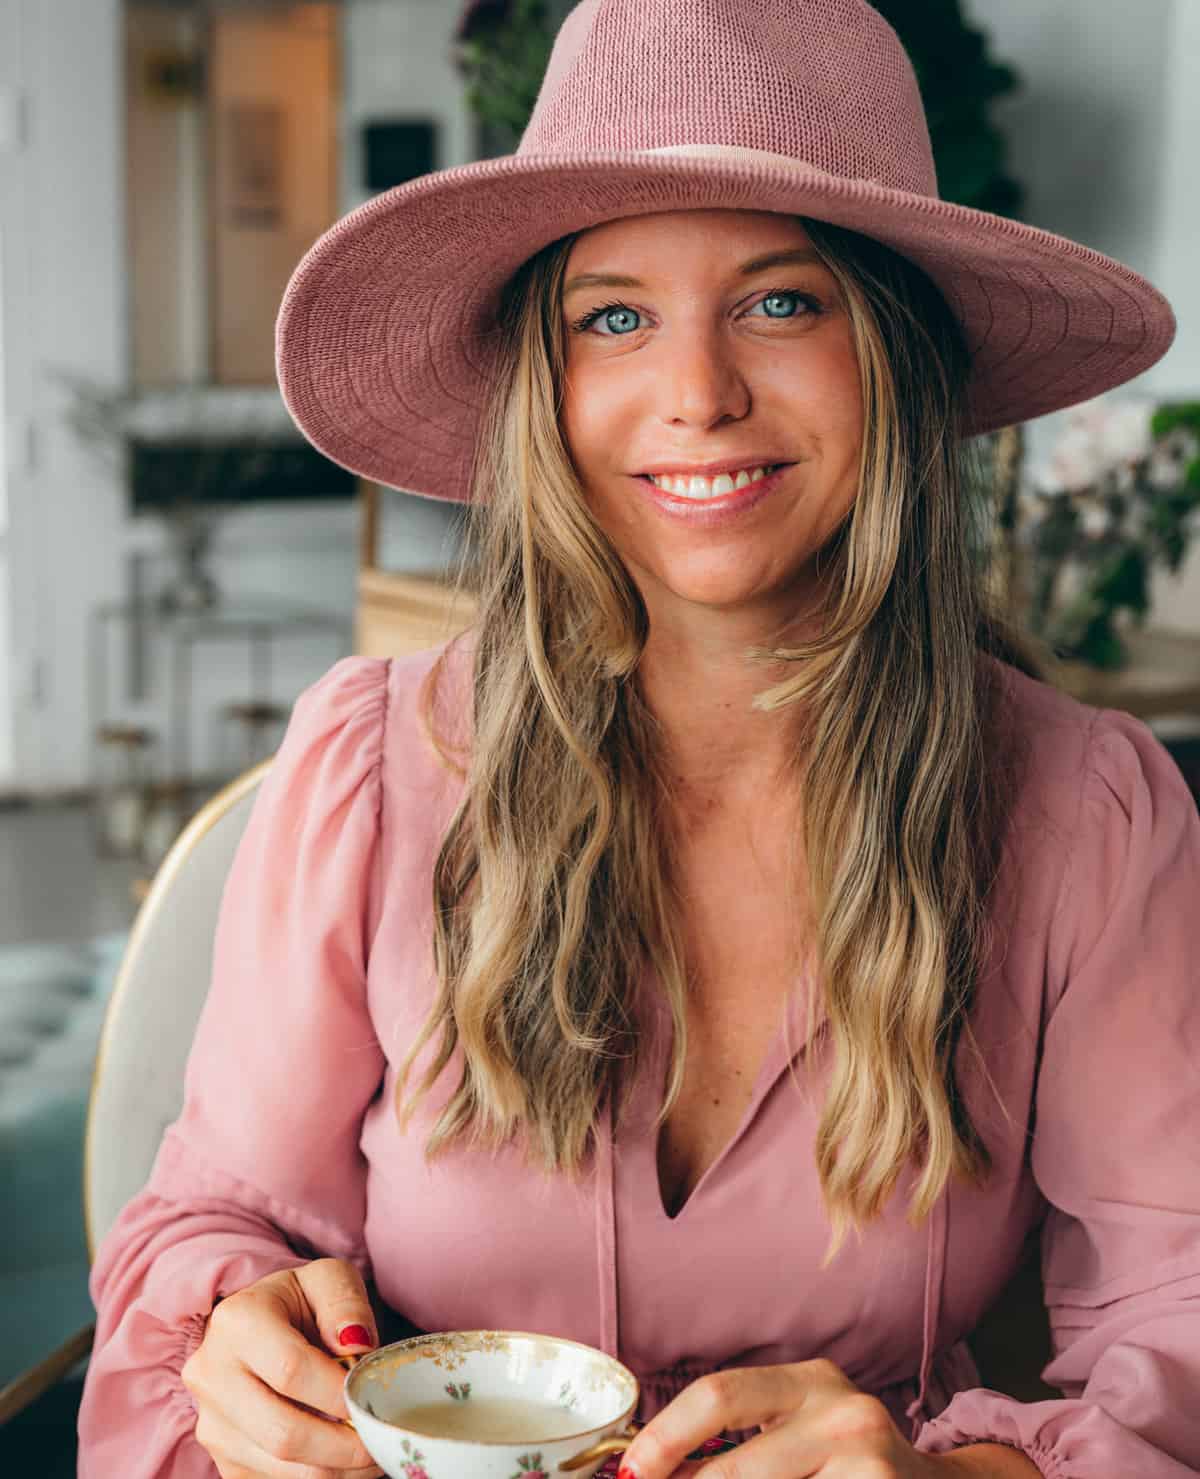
[905,1183,949,1444]
[594,1087,620,1360]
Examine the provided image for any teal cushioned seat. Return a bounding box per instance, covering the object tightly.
[0,933,128,1391]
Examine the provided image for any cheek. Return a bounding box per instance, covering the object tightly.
[807,351,865,472]
[558,375,602,475]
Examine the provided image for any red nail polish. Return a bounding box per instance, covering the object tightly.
[337,1323,373,1348]
[617,1466,638,1479]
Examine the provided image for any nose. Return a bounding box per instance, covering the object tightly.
[654,323,751,428]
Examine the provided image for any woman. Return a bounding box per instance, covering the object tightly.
[78,2,1199,1477]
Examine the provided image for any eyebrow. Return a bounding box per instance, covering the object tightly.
[561,246,824,301]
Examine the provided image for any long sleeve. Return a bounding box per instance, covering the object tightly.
[914,708,1200,1477]
[77,656,391,1479]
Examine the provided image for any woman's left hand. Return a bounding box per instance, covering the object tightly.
[617,1360,970,1478]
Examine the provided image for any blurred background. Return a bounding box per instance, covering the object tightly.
[0,0,1198,1469]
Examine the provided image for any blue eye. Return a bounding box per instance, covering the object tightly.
[570,301,643,336]
[755,291,814,319]
[568,288,821,336]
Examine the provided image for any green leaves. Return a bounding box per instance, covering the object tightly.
[454,0,555,148]
[1025,401,1200,669]
[867,0,1026,216]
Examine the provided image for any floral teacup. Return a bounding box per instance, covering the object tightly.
[338,1330,643,1479]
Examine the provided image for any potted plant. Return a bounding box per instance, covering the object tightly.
[1017,398,1200,670]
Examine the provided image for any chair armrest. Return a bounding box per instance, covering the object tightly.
[0,1321,95,1426]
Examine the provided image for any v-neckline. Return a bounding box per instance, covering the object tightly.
[640,966,826,1223]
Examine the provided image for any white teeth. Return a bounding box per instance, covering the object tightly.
[649,465,773,499]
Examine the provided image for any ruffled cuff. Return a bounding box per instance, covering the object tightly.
[915,1407,1062,1477]
[79,1232,311,1476]
[170,1313,211,1422]
[913,1387,1192,1479]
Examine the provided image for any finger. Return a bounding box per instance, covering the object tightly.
[199,1396,386,1478]
[690,1422,830,1479]
[228,1286,360,1423]
[624,1363,846,1479]
[209,1356,384,1474]
[295,1257,379,1355]
[694,1394,900,1479]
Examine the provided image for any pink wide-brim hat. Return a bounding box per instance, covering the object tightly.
[275,0,1177,506]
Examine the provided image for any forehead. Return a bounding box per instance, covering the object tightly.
[561,210,827,299]
[564,209,816,268]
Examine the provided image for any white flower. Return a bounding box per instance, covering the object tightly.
[1039,395,1157,495]
[1146,426,1200,491]
[1099,397,1155,466]
[1033,426,1107,493]
[1079,504,1113,538]
[1148,451,1181,491]
[1062,399,1111,440]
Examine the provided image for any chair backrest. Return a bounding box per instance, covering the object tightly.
[83,760,270,1261]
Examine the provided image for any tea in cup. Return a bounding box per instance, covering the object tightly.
[340,1330,641,1479]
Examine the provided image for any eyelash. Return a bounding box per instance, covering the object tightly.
[568,287,824,336]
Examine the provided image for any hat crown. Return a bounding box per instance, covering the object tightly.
[519,0,938,198]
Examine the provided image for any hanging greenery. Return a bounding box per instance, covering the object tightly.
[453,0,556,148]
[871,0,1024,217]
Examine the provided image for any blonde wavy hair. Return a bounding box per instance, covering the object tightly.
[394,214,1046,1264]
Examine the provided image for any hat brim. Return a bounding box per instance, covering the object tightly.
[275,150,1176,503]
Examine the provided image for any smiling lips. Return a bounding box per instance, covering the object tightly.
[645,464,783,500]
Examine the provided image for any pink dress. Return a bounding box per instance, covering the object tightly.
[77,638,1200,1477]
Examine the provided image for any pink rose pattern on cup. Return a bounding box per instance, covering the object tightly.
[511,1455,550,1479]
[386,1433,735,1478]
[396,1437,430,1479]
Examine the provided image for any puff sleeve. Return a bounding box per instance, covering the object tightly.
[76,656,391,1479]
[914,707,1200,1476]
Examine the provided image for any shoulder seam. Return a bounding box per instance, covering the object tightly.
[370,659,392,961]
[374,657,392,820]
[1044,705,1107,1011]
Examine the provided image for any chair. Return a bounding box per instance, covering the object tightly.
[0,754,1058,1423]
[0,759,270,1424]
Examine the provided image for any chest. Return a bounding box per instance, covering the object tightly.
[654,824,810,1219]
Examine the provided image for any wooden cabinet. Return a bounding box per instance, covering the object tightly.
[354,483,478,657]
[1045,625,1200,722]
[355,566,478,658]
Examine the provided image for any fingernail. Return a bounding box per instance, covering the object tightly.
[617,1465,638,1479]
[337,1323,373,1348]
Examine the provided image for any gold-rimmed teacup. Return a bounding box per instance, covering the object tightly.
[333,1330,726,1477]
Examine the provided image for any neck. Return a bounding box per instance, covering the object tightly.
[635,622,810,821]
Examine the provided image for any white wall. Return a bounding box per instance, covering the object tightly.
[0,0,128,793]
[965,0,1173,281]
[1142,0,1200,629]
[0,214,13,784]
[964,0,1200,631]
[0,0,474,792]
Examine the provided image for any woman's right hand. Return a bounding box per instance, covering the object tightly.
[181,1256,386,1478]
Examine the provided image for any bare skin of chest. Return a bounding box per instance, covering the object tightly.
[655,820,808,1219]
